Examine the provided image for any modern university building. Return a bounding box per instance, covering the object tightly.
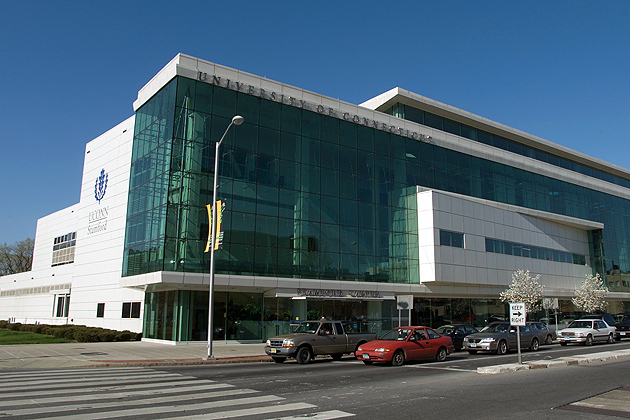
[2,53,630,343]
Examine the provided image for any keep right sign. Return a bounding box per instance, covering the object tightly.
[510,303,526,326]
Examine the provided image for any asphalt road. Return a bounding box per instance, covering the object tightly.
[165,341,630,419]
[2,341,630,419]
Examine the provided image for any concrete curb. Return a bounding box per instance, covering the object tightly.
[0,355,273,370]
[89,355,273,368]
[477,363,531,374]
[477,348,630,374]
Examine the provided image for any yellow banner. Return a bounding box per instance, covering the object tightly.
[205,200,224,252]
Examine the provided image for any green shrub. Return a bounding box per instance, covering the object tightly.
[117,331,133,341]
[0,322,140,343]
[34,324,48,334]
[22,324,40,333]
[39,326,55,336]
[75,328,101,343]
[53,326,77,340]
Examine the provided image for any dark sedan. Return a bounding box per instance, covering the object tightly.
[435,324,478,350]
[615,315,630,340]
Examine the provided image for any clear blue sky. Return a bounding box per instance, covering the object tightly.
[1,1,629,245]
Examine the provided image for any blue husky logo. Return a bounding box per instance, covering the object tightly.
[94,169,108,203]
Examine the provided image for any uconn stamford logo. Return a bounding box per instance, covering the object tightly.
[94,169,108,203]
[89,169,109,235]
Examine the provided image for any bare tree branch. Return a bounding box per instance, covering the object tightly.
[0,238,34,276]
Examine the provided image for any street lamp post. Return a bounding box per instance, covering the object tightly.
[206,115,244,359]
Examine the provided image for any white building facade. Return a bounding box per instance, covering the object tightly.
[1,54,629,342]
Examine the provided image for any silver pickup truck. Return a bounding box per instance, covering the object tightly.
[265,320,377,364]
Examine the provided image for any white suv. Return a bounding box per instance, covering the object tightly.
[557,319,616,346]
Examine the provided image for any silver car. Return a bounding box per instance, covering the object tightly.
[528,322,556,345]
[557,319,616,346]
[462,322,539,355]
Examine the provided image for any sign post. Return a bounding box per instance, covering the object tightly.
[396,295,414,327]
[510,303,526,364]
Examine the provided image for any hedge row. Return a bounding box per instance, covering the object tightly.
[0,321,141,342]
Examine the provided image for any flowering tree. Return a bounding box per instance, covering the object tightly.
[572,273,608,313]
[499,270,545,315]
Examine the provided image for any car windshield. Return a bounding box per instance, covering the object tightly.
[567,321,594,329]
[293,322,320,334]
[480,324,509,333]
[379,328,414,341]
[436,326,453,334]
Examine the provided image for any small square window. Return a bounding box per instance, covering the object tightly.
[440,230,464,248]
[131,302,141,318]
[97,303,105,318]
[122,302,131,318]
[122,302,141,318]
[451,233,464,249]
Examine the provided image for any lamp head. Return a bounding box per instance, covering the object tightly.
[232,115,245,126]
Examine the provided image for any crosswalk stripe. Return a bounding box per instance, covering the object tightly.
[40,395,286,420]
[0,372,184,388]
[166,403,318,420]
[0,368,356,420]
[0,379,226,400]
[0,374,193,392]
[0,383,250,408]
[3,390,271,417]
[267,410,356,420]
[0,367,146,378]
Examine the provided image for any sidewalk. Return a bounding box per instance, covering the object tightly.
[3,340,630,371]
[477,347,630,374]
[0,340,270,369]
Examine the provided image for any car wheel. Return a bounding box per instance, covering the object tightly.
[584,335,593,346]
[496,340,508,355]
[435,347,448,362]
[468,350,478,355]
[391,350,405,366]
[362,360,373,365]
[296,347,313,364]
[545,334,553,345]
[607,334,615,344]
[331,353,343,361]
[272,357,286,363]
[529,338,539,351]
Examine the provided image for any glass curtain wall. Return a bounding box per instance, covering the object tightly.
[124,77,419,283]
[124,76,630,293]
[412,297,508,329]
[143,290,263,341]
[124,79,176,275]
[388,103,630,190]
[144,292,630,341]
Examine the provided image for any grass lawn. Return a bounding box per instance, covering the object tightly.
[0,329,72,345]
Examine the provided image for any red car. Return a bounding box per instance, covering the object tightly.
[355,326,454,366]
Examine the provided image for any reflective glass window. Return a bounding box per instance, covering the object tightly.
[424,112,443,130]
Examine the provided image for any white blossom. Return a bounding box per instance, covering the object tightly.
[572,273,608,313]
[499,270,545,314]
